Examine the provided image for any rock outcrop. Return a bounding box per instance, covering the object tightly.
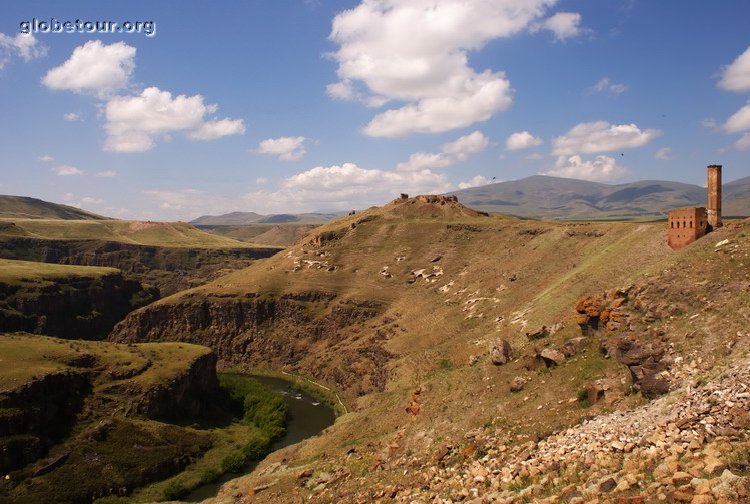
[110,294,392,396]
[0,272,157,340]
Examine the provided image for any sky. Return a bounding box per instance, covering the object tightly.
[0,0,749,221]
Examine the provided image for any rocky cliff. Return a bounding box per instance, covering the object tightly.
[0,237,280,296]
[0,270,157,340]
[110,293,391,396]
[133,350,219,419]
[0,371,89,473]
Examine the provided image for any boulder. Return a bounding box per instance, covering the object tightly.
[538,348,565,367]
[525,325,550,340]
[510,376,526,393]
[562,337,588,357]
[490,339,513,366]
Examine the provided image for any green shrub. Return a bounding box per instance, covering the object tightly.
[162,480,189,501]
[221,451,247,473]
[198,468,220,485]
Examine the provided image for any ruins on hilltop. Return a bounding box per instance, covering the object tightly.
[667,164,722,250]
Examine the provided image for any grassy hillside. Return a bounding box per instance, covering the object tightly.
[450,174,750,219]
[0,218,264,249]
[192,211,337,226]
[0,257,119,285]
[196,223,320,246]
[0,195,107,220]
[110,195,750,503]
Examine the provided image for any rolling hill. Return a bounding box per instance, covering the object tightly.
[0,195,108,220]
[109,193,750,502]
[449,175,750,220]
[192,211,339,226]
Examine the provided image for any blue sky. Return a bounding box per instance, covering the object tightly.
[1,0,749,220]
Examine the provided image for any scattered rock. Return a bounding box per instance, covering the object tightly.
[490,339,513,366]
[538,348,565,367]
[526,325,550,340]
[510,376,526,393]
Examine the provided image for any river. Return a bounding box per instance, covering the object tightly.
[184,375,336,502]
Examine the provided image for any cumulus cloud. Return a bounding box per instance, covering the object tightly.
[533,12,584,41]
[588,77,627,95]
[397,131,489,171]
[505,130,543,150]
[718,45,750,92]
[0,33,46,69]
[42,40,135,97]
[736,133,750,151]
[458,175,491,189]
[256,136,307,161]
[104,87,245,152]
[63,112,82,121]
[543,155,628,182]
[552,121,662,156]
[245,163,452,213]
[256,177,269,185]
[724,103,750,133]
[38,154,53,162]
[327,0,573,137]
[96,170,117,177]
[53,165,84,176]
[654,147,674,160]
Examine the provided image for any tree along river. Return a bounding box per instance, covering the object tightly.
[185,375,336,502]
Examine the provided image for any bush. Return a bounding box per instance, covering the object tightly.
[162,480,189,501]
[221,451,247,473]
[218,375,288,442]
[198,468,220,485]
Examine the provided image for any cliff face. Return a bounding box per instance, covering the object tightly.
[0,371,89,473]
[110,294,392,396]
[0,237,279,295]
[0,272,157,340]
[133,350,219,419]
[0,336,220,503]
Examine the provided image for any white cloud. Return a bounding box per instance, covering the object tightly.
[38,154,53,162]
[53,165,84,176]
[589,77,627,95]
[188,118,246,140]
[552,121,662,156]
[81,196,104,205]
[654,147,674,160]
[256,177,269,185]
[104,87,245,152]
[458,175,490,189]
[256,136,307,161]
[328,1,566,137]
[505,130,543,150]
[42,40,135,97]
[96,170,117,177]
[524,153,545,161]
[543,155,628,182]
[718,45,750,92]
[63,112,82,121]
[534,12,584,41]
[724,103,750,133]
[736,133,750,151]
[245,163,452,213]
[396,131,489,171]
[0,33,46,69]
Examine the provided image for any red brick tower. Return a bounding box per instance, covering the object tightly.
[707,164,722,229]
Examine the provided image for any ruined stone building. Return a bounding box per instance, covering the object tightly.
[667,165,722,250]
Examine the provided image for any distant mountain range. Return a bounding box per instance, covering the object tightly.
[191,211,341,226]
[448,175,750,220]
[0,195,108,220]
